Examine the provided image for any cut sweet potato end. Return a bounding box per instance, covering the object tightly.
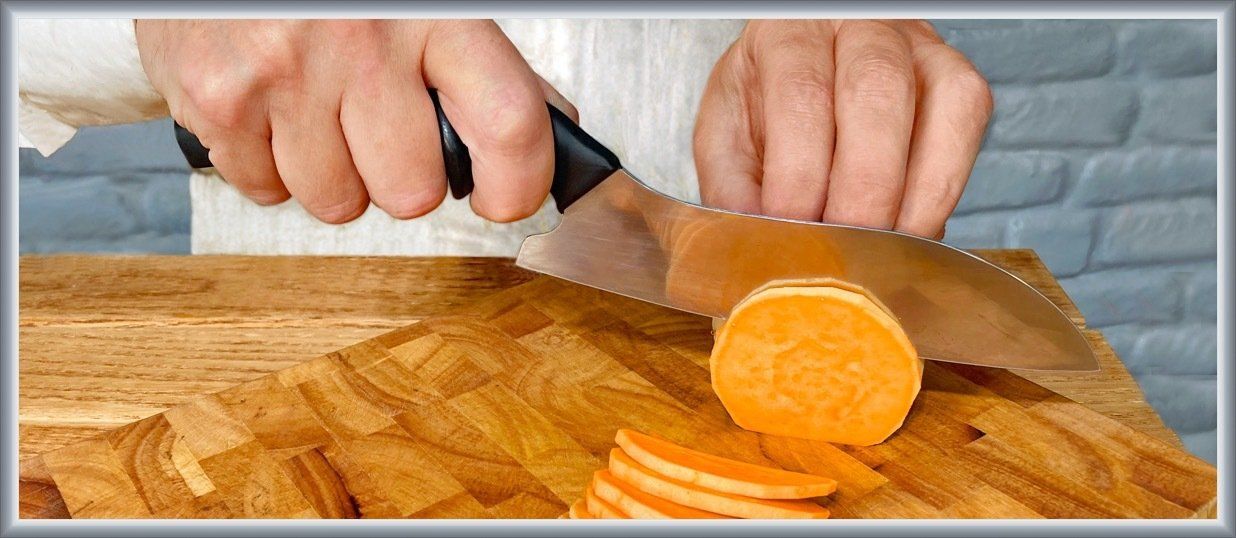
[568,498,593,519]
[585,485,628,519]
[711,284,921,446]
[614,429,836,499]
[608,448,829,519]
[592,468,730,519]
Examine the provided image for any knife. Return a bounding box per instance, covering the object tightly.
[173,89,1099,372]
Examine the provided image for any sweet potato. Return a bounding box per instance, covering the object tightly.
[592,468,730,519]
[608,448,829,519]
[614,429,836,499]
[585,485,628,518]
[568,498,592,519]
[710,280,921,446]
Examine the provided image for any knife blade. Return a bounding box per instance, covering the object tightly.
[173,89,1099,372]
[517,169,1098,372]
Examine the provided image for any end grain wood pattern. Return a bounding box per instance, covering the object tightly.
[20,276,1216,519]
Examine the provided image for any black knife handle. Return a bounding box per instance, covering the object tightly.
[172,88,622,213]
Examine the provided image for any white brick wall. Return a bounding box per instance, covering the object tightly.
[18,19,1219,462]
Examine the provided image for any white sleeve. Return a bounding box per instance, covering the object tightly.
[18,18,170,156]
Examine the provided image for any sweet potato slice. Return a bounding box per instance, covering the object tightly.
[592,469,730,519]
[568,498,593,519]
[614,429,836,499]
[608,448,829,519]
[711,281,921,446]
[585,485,628,519]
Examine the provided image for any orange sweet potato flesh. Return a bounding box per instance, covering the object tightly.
[615,429,836,499]
[592,468,730,519]
[608,448,829,519]
[711,281,922,446]
[568,498,593,519]
[585,485,628,518]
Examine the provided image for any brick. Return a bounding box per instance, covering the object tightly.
[138,172,192,235]
[1184,263,1217,321]
[1116,20,1217,77]
[954,152,1066,214]
[942,213,1007,250]
[20,232,190,255]
[1097,324,1140,363]
[1075,147,1216,206]
[938,20,1115,83]
[1134,75,1217,144]
[1092,199,1216,267]
[19,118,187,176]
[1136,375,1215,433]
[986,81,1138,149]
[1122,323,1216,376]
[1058,267,1182,327]
[19,176,139,250]
[1005,209,1094,277]
[1179,429,1216,464]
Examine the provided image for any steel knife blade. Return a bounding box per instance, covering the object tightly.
[516,169,1099,372]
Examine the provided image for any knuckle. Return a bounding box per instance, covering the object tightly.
[745,19,831,46]
[321,19,382,41]
[773,68,835,120]
[245,28,300,86]
[840,52,915,109]
[903,19,941,41]
[949,65,994,119]
[433,19,490,34]
[181,71,254,130]
[918,177,961,209]
[347,59,390,101]
[740,19,773,41]
[476,86,546,153]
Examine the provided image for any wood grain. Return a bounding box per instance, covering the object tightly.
[19,260,1215,519]
[19,253,1180,460]
[19,255,533,457]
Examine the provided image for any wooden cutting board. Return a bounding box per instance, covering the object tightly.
[19,275,1216,519]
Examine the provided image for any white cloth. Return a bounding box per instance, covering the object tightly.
[18,19,746,256]
[18,18,168,155]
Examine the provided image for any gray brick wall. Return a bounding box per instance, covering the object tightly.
[18,20,1218,462]
[937,20,1217,463]
[19,120,190,253]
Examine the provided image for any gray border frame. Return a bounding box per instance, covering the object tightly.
[2,1,1232,536]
